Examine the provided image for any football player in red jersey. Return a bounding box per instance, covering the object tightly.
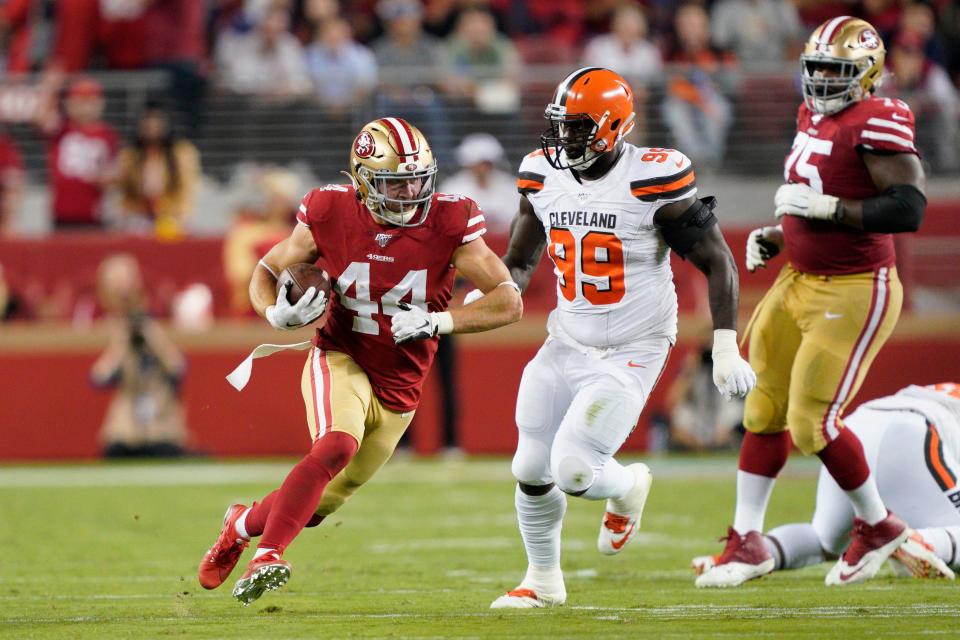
[697,17,927,588]
[197,117,522,605]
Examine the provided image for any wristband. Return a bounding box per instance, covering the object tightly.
[434,311,454,335]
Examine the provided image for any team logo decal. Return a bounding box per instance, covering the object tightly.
[404,163,418,172]
[858,29,880,49]
[354,131,375,158]
[375,233,393,248]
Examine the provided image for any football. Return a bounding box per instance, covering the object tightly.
[276,262,332,306]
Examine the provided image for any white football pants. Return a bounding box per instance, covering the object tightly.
[511,335,671,498]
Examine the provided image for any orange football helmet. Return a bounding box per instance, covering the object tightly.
[348,117,438,227]
[800,16,886,115]
[541,67,636,170]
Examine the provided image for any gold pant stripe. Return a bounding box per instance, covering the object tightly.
[299,348,415,516]
[821,266,893,442]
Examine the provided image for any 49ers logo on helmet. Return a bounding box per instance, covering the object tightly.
[354,131,375,158]
[858,29,880,49]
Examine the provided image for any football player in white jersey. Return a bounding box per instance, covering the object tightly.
[693,383,960,581]
[472,67,757,608]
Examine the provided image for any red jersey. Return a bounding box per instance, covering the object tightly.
[781,97,918,275]
[47,122,119,225]
[296,185,486,412]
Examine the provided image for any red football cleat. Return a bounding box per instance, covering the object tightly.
[826,511,908,586]
[232,551,292,605]
[695,527,775,588]
[198,503,249,590]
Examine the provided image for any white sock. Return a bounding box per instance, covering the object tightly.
[733,470,776,534]
[843,474,887,525]
[515,484,567,571]
[253,547,277,559]
[915,527,960,569]
[235,507,252,540]
[765,523,827,570]
[582,458,635,502]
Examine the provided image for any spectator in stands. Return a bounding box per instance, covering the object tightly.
[294,0,342,43]
[216,6,312,102]
[91,253,189,458]
[306,17,379,114]
[662,3,738,170]
[439,133,515,233]
[114,102,201,238]
[490,0,584,49]
[882,30,960,173]
[35,76,120,231]
[47,0,147,73]
[443,7,521,114]
[664,343,744,451]
[142,0,208,136]
[581,4,662,90]
[710,0,802,70]
[371,0,453,158]
[222,166,299,315]
[0,131,25,236]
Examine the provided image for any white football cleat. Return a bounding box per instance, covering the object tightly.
[491,566,565,609]
[691,554,720,576]
[825,512,908,586]
[490,587,566,609]
[890,530,956,580]
[597,463,652,555]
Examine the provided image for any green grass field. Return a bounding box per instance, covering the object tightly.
[2,455,957,639]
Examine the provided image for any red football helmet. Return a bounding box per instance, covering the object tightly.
[541,67,636,170]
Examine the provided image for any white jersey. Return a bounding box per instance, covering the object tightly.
[518,143,697,348]
[858,383,960,463]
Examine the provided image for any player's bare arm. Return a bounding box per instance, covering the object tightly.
[449,237,523,332]
[655,194,755,400]
[249,224,319,318]
[501,195,547,293]
[654,195,738,331]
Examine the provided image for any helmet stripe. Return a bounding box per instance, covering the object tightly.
[381,117,419,158]
[818,15,853,50]
[554,66,604,107]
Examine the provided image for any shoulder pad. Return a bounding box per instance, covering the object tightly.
[629,148,697,202]
[517,150,551,196]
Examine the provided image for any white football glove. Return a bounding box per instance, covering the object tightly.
[774,183,839,222]
[265,282,327,331]
[391,301,453,345]
[711,329,756,401]
[745,225,783,272]
[463,288,484,305]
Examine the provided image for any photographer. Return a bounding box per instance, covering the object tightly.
[90,254,189,457]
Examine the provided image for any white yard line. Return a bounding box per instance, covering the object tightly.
[0,457,820,489]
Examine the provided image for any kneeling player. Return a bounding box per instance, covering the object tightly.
[694,383,960,580]
[196,117,522,605]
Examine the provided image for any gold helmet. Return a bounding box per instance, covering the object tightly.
[801,16,886,115]
[347,117,438,227]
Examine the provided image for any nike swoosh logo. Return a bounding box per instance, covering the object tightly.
[611,524,635,550]
[824,312,843,320]
[627,361,646,368]
[839,563,868,582]
[675,159,685,168]
[891,113,909,121]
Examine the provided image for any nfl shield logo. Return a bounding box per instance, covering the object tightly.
[375,233,393,248]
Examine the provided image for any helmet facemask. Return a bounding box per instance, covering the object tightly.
[353,163,438,227]
[801,55,878,115]
[541,106,610,171]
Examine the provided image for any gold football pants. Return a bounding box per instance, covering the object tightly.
[743,264,902,454]
[300,348,414,516]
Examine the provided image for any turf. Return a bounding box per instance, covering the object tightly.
[2,456,956,639]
